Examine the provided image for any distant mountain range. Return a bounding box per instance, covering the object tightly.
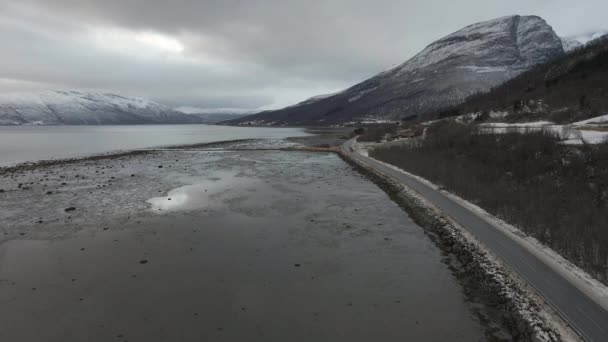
[187,112,249,124]
[0,91,208,125]
[2,16,601,127]
[227,15,567,126]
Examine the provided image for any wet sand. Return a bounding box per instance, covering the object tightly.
[1,139,490,341]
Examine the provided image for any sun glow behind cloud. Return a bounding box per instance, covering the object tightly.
[90,28,185,57]
[134,32,185,53]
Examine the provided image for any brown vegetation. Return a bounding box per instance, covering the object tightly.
[357,124,398,142]
[370,122,608,283]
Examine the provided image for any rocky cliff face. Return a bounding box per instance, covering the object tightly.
[230,15,565,126]
[0,90,202,125]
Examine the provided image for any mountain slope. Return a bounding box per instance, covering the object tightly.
[442,34,608,124]
[187,113,249,124]
[228,15,564,126]
[0,90,203,125]
[561,37,583,52]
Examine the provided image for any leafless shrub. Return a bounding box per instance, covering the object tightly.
[371,122,608,283]
[357,124,397,142]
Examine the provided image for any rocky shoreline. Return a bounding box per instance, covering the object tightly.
[0,132,572,341]
[0,136,494,341]
[339,150,569,341]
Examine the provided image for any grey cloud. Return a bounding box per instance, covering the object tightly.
[1,0,607,110]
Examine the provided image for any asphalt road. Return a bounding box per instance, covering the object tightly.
[342,139,608,342]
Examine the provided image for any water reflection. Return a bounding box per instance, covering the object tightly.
[147,174,254,212]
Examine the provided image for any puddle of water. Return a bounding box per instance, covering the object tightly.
[146,173,255,213]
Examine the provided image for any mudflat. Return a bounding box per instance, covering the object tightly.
[0,139,488,341]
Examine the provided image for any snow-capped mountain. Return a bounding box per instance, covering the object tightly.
[228,15,565,126]
[560,31,608,52]
[0,90,203,125]
[570,30,608,45]
[561,37,583,52]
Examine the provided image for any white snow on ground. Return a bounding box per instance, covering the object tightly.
[454,113,480,123]
[459,65,508,73]
[480,121,554,128]
[358,142,608,312]
[478,116,608,145]
[572,114,608,126]
[473,114,608,128]
[563,130,608,144]
[489,111,509,119]
[350,140,373,156]
[359,118,399,124]
[443,188,608,312]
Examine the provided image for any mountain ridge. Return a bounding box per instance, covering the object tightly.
[228,15,565,126]
[0,90,204,125]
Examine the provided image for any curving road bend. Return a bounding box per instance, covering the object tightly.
[341,139,608,342]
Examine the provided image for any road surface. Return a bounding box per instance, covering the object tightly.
[341,138,608,342]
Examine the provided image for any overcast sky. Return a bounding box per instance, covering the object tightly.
[0,1,606,111]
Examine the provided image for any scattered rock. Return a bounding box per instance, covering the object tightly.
[341,151,561,341]
[294,263,301,267]
[139,259,148,264]
[65,207,76,212]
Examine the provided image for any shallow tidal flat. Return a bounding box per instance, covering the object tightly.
[0,140,486,341]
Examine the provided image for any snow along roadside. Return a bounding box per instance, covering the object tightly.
[356,141,608,313]
[339,147,568,341]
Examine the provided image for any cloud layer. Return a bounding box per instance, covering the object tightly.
[1,0,606,110]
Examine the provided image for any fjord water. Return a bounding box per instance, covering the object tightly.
[0,125,308,166]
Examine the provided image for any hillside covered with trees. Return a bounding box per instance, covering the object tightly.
[436,35,608,124]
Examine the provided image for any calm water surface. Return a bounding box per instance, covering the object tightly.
[0,125,308,166]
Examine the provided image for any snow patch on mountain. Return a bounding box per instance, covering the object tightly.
[229,15,565,126]
[560,30,608,53]
[0,90,202,125]
[560,37,583,52]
